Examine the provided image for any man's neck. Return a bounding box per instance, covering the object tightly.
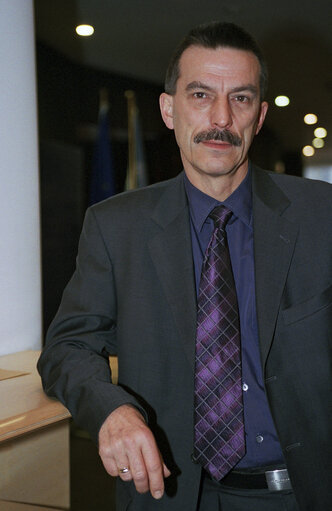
[184,164,249,202]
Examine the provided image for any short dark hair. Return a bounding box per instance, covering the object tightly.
[165,21,268,100]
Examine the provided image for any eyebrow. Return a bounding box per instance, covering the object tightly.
[185,81,258,95]
[230,84,258,95]
[185,81,215,92]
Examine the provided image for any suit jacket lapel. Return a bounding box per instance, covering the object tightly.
[252,166,299,369]
[148,173,197,372]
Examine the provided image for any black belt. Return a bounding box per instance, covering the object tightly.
[206,466,292,491]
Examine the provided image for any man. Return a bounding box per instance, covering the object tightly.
[38,22,332,511]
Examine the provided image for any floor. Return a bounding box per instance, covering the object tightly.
[70,424,116,511]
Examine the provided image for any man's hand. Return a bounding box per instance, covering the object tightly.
[98,404,171,499]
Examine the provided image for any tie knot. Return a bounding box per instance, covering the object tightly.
[209,205,232,230]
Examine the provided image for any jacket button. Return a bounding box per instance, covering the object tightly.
[191,453,199,464]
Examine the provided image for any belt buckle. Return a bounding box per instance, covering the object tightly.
[265,468,292,491]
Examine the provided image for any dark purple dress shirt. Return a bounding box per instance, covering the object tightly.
[184,167,285,468]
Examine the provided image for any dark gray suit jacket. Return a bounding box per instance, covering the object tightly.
[38,166,332,511]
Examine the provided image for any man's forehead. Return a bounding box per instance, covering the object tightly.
[178,45,260,80]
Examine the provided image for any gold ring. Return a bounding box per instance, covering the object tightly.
[119,467,130,474]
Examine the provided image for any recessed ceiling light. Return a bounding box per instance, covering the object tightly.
[76,24,94,37]
[314,127,327,138]
[302,145,315,157]
[312,138,325,149]
[274,95,290,107]
[304,114,317,125]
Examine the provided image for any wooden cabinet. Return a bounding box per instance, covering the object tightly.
[0,351,70,510]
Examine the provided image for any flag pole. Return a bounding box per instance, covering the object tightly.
[125,90,137,190]
[99,87,109,111]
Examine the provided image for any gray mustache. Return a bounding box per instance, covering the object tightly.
[194,129,242,147]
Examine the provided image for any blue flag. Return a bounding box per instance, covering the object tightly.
[89,104,115,205]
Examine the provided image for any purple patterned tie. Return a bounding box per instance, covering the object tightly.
[194,204,245,480]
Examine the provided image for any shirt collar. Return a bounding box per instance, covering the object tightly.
[184,163,253,231]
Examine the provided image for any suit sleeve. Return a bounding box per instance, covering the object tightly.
[37,207,146,443]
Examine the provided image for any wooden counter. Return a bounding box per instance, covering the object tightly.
[0,351,71,511]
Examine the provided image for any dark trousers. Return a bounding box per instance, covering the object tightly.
[198,473,300,511]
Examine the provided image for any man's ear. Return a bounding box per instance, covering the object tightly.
[159,93,174,130]
[255,101,268,135]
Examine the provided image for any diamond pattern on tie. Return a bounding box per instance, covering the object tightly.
[194,205,245,481]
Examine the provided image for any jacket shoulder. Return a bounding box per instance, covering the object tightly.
[89,173,183,220]
[253,166,332,207]
[255,166,331,194]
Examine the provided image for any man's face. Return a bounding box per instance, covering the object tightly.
[160,46,268,187]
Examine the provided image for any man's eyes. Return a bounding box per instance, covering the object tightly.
[190,92,253,106]
[191,92,252,102]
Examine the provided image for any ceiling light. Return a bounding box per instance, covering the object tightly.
[312,138,325,149]
[302,145,315,157]
[314,127,327,138]
[76,24,94,36]
[304,114,317,125]
[274,95,290,107]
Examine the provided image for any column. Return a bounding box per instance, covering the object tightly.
[0,0,41,355]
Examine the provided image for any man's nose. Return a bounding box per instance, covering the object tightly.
[210,97,233,129]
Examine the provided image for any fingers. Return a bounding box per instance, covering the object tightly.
[138,439,166,498]
[98,404,170,499]
[118,421,166,498]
